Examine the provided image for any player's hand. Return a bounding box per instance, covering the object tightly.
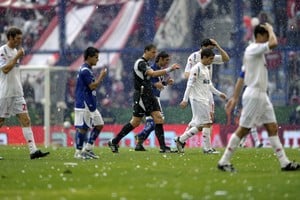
[99,68,107,80]
[219,93,227,101]
[210,39,219,47]
[171,63,180,71]
[179,101,188,109]
[167,78,174,85]
[17,47,25,58]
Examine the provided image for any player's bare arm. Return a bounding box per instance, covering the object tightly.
[210,39,230,62]
[147,63,180,77]
[262,23,278,49]
[89,68,107,90]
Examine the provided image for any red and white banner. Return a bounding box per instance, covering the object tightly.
[0,0,128,9]
[1,124,300,148]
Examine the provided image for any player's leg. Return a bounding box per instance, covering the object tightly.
[82,109,104,158]
[218,126,249,171]
[250,127,263,148]
[0,118,4,160]
[15,97,49,159]
[135,116,155,151]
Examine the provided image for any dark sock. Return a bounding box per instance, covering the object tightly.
[137,118,155,143]
[88,128,100,145]
[75,130,86,150]
[113,123,134,144]
[155,124,166,148]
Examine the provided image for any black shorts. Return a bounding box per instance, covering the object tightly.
[132,91,161,117]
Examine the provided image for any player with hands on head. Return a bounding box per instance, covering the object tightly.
[218,23,300,172]
[182,38,230,154]
[0,26,49,159]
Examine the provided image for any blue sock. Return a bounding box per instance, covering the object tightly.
[138,118,155,140]
[88,128,100,145]
[75,130,86,150]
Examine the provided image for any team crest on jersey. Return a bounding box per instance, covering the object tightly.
[92,90,96,96]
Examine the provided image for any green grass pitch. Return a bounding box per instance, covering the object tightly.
[0,146,300,200]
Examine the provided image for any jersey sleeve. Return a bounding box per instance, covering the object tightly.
[0,47,7,68]
[184,54,194,73]
[81,68,94,87]
[138,61,151,75]
[212,55,223,65]
[182,66,197,102]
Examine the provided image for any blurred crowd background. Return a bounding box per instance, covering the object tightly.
[0,0,300,125]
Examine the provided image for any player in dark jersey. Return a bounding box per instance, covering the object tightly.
[134,51,175,151]
[108,44,180,153]
[74,47,107,159]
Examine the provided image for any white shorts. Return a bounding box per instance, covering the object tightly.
[239,87,276,128]
[74,107,104,129]
[188,97,214,126]
[0,97,27,118]
[189,99,212,127]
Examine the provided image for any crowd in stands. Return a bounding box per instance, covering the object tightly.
[1,0,300,125]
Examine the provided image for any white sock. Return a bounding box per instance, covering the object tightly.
[202,127,211,149]
[239,136,246,147]
[218,133,240,165]
[22,127,38,154]
[84,143,93,151]
[180,127,198,143]
[269,136,290,167]
[250,127,260,146]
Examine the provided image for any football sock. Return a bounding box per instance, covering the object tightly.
[202,127,211,149]
[250,127,259,146]
[87,128,100,146]
[137,118,155,142]
[218,133,240,165]
[154,124,166,148]
[180,126,198,143]
[22,127,38,154]
[75,130,86,150]
[113,123,134,144]
[269,136,290,167]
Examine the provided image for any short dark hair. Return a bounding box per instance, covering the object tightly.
[84,47,99,60]
[254,24,269,38]
[155,51,169,63]
[6,27,22,40]
[201,48,215,58]
[144,44,156,52]
[201,38,214,47]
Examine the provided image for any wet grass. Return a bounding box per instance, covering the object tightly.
[0,146,300,200]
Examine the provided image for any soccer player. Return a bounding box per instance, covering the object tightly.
[218,23,300,172]
[108,44,180,153]
[182,38,229,154]
[225,66,263,148]
[134,51,175,151]
[0,27,49,159]
[74,47,107,159]
[175,48,227,153]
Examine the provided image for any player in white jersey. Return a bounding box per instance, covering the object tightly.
[0,27,49,159]
[225,66,263,148]
[183,38,229,154]
[175,48,227,153]
[218,23,300,172]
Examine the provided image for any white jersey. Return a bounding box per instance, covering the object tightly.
[243,42,270,92]
[0,44,23,99]
[185,50,223,78]
[183,62,220,105]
